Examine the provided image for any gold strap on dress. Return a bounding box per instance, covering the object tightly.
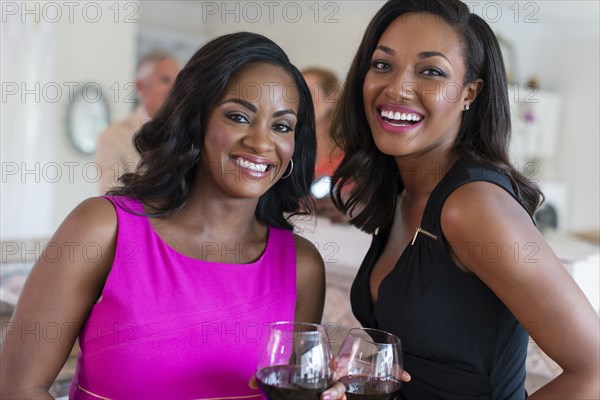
[78,385,111,400]
[78,385,262,400]
[196,395,262,400]
[411,226,438,245]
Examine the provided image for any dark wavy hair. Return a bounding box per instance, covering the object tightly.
[109,32,316,230]
[331,0,542,233]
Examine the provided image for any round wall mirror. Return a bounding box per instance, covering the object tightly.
[66,82,110,155]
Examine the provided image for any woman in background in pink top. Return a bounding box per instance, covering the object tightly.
[1,32,346,400]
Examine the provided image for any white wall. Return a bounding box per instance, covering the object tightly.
[2,20,58,240]
[139,1,382,77]
[1,1,137,240]
[536,34,599,232]
[484,0,600,231]
[201,2,381,77]
[51,3,139,232]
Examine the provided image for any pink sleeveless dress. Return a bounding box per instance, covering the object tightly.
[69,196,297,399]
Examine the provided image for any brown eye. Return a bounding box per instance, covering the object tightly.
[273,123,294,134]
[371,60,391,70]
[226,112,249,124]
[422,68,446,77]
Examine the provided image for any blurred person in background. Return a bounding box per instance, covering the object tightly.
[302,67,343,180]
[302,67,347,223]
[96,50,180,193]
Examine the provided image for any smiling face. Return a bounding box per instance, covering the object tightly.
[363,12,481,160]
[200,62,298,199]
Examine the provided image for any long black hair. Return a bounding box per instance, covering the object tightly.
[331,0,541,233]
[110,32,316,230]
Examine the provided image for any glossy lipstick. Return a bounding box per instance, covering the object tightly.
[375,104,424,134]
[230,154,275,180]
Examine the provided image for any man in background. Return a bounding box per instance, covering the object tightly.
[96,50,180,193]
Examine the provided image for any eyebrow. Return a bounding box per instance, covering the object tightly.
[375,45,451,64]
[220,98,297,117]
[418,51,451,64]
[273,109,297,118]
[220,98,256,113]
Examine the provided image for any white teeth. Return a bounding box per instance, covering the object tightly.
[379,109,423,122]
[233,157,268,172]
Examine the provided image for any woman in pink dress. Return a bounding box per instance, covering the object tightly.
[1,32,346,400]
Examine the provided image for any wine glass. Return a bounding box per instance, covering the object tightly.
[337,328,404,400]
[256,321,333,400]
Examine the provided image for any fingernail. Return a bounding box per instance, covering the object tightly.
[322,393,332,400]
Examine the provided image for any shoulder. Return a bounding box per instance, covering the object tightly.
[63,197,118,245]
[0,200,118,393]
[294,234,324,268]
[441,180,529,230]
[293,233,326,323]
[293,233,325,285]
[29,197,119,297]
[70,196,117,221]
[49,197,120,284]
[440,180,535,271]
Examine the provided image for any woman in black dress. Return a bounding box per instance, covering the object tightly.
[330,0,600,398]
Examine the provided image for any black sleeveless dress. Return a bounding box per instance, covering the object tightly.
[350,159,529,400]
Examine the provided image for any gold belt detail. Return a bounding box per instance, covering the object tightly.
[78,384,262,400]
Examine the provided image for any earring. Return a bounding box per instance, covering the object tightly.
[281,159,294,179]
[464,104,470,111]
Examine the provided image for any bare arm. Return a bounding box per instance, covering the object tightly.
[293,234,326,324]
[0,198,117,399]
[442,182,600,399]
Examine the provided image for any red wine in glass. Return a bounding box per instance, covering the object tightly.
[256,322,333,400]
[257,365,331,400]
[337,328,404,400]
[338,375,402,400]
